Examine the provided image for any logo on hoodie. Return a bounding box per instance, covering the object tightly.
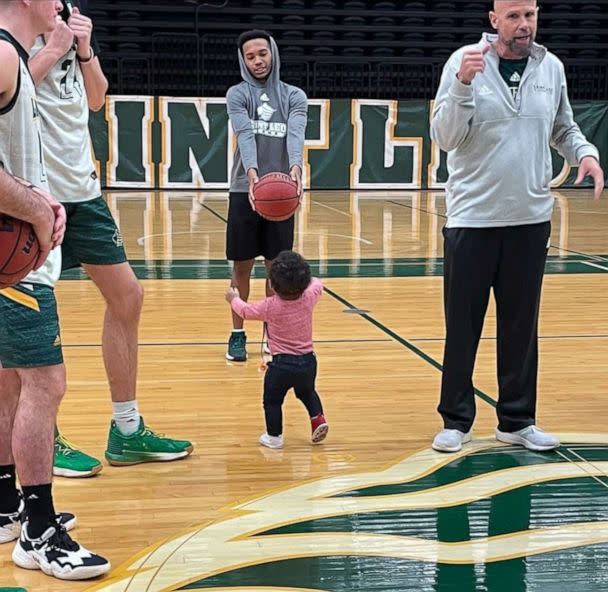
[251,94,287,138]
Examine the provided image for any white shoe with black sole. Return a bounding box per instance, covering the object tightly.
[12,521,110,580]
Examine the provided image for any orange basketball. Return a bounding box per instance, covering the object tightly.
[253,172,300,222]
[0,214,40,288]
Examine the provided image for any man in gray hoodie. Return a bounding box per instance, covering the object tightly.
[225,30,308,362]
[430,0,604,453]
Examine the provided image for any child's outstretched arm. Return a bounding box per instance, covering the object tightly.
[225,287,271,321]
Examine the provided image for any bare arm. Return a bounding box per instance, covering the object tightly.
[29,24,74,86]
[0,41,19,111]
[69,6,108,111]
[79,55,108,112]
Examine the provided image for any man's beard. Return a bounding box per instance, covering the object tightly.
[504,34,534,57]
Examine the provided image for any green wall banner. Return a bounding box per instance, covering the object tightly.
[90,97,608,191]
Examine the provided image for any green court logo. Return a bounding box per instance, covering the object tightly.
[86,434,608,592]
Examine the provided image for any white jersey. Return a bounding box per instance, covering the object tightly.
[31,36,100,203]
[0,30,60,287]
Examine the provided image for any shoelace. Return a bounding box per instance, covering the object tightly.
[47,524,79,553]
[55,434,83,456]
[142,426,166,439]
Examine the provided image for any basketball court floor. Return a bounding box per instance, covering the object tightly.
[1,189,607,592]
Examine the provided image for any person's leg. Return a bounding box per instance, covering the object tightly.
[292,355,328,444]
[0,369,24,544]
[231,259,256,329]
[13,365,65,537]
[262,360,292,439]
[53,197,130,476]
[226,192,263,361]
[438,227,498,433]
[494,223,555,444]
[12,366,110,580]
[84,262,143,406]
[292,355,324,418]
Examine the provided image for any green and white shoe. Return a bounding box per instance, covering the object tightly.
[53,431,103,478]
[226,331,247,361]
[104,417,193,466]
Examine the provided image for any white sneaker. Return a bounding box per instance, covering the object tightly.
[496,425,559,451]
[0,495,76,544]
[259,433,284,449]
[432,429,472,453]
[12,521,110,580]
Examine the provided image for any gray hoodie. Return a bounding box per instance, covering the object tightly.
[226,36,308,193]
[431,34,600,228]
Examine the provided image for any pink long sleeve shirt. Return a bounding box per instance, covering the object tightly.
[230,278,323,355]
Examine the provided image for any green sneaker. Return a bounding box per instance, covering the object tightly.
[53,431,103,478]
[105,417,193,466]
[226,331,247,361]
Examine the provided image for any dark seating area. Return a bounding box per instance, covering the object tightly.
[91,0,608,99]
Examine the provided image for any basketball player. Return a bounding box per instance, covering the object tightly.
[29,0,193,477]
[225,30,308,362]
[0,0,110,580]
[430,0,604,453]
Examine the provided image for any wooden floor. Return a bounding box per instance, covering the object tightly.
[1,190,607,592]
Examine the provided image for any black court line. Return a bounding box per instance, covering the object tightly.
[323,286,497,408]
[387,199,447,219]
[199,202,228,224]
[196,203,497,408]
[60,338,393,349]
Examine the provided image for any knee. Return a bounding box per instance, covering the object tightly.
[233,261,254,282]
[39,368,66,408]
[109,280,144,320]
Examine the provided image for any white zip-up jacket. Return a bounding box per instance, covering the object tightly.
[431,33,600,228]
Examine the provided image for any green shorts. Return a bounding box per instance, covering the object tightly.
[62,196,128,271]
[0,284,63,368]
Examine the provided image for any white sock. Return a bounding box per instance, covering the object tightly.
[112,400,140,436]
[232,329,245,333]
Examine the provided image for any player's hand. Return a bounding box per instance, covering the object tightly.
[225,286,240,303]
[247,168,259,211]
[457,45,491,85]
[30,201,55,271]
[575,156,605,200]
[68,6,93,60]
[45,20,74,57]
[31,186,66,248]
[290,165,303,203]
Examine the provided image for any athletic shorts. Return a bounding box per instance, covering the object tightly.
[62,196,128,271]
[0,284,63,368]
[225,192,295,261]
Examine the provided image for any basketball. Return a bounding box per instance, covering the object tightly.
[0,214,40,288]
[253,172,300,222]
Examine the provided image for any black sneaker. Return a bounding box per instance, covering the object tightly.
[12,521,110,580]
[0,493,76,544]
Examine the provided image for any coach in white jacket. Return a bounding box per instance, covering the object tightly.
[430,0,604,453]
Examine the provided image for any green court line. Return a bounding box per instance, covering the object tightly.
[322,286,497,408]
[59,254,608,281]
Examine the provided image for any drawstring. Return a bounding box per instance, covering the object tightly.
[259,322,269,372]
